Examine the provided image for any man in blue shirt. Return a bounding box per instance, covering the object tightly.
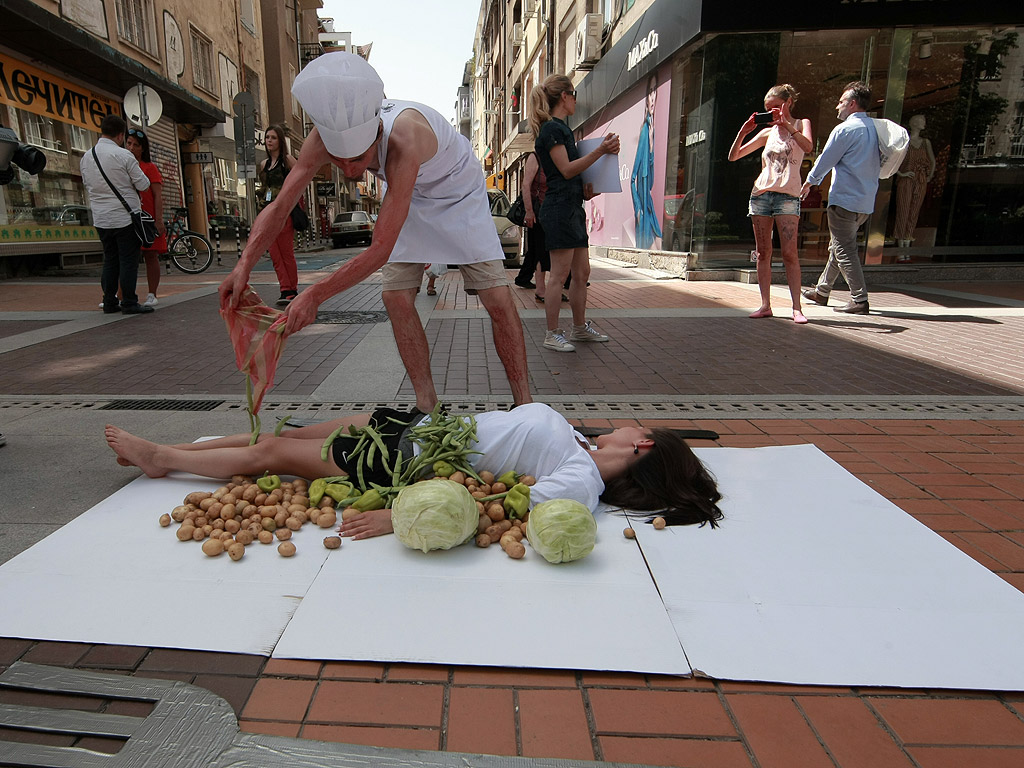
[800,82,879,314]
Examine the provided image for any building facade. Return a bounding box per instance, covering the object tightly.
[475,0,1024,268]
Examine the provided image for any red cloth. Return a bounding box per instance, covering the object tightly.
[138,160,167,253]
[220,286,290,414]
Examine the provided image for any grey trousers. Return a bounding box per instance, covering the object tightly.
[815,205,870,303]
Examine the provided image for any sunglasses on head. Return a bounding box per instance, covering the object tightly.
[128,129,146,138]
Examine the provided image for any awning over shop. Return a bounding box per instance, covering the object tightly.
[0,0,224,126]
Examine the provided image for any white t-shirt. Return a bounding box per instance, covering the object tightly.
[467,404,604,514]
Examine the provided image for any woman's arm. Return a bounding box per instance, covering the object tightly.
[728,115,768,162]
[547,132,619,180]
[788,118,813,154]
[522,153,539,226]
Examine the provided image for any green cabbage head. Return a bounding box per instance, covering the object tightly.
[526,499,597,564]
[391,478,479,553]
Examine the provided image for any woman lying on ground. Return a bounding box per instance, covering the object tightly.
[105,403,722,539]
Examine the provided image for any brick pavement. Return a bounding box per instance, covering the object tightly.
[2,261,1024,766]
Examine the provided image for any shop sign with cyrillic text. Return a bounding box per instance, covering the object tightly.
[0,53,120,132]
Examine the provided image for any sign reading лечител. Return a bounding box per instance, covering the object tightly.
[0,53,120,132]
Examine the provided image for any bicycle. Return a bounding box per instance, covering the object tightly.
[164,208,213,274]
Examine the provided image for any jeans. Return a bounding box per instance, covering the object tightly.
[97,225,142,308]
[815,205,870,303]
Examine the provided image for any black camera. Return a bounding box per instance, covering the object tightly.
[0,125,47,186]
[753,111,775,126]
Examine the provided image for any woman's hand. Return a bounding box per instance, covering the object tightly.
[599,132,620,156]
[740,114,758,135]
[524,210,536,227]
[338,508,394,540]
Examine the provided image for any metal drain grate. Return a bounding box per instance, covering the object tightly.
[314,310,390,324]
[99,399,225,411]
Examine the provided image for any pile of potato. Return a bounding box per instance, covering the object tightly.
[458,469,536,560]
[160,474,344,560]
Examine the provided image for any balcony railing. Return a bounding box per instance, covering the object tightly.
[300,43,324,66]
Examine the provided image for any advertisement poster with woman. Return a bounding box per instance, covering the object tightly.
[581,65,671,250]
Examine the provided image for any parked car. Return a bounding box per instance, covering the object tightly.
[331,210,374,248]
[487,188,522,267]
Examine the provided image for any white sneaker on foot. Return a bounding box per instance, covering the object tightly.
[144,293,158,307]
[544,329,576,352]
[569,321,609,342]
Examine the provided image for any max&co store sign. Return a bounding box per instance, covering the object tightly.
[0,53,120,132]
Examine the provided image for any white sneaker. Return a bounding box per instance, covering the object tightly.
[144,293,158,307]
[569,321,609,342]
[543,329,576,352]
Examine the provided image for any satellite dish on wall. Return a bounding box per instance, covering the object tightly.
[124,85,164,128]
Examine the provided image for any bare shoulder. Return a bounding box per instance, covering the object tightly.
[390,109,437,164]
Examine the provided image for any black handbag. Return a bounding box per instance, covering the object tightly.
[507,193,526,226]
[290,204,310,230]
[91,147,158,246]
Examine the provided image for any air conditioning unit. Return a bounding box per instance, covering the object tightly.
[482,53,492,69]
[492,86,503,102]
[524,0,538,18]
[512,23,525,47]
[575,13,603,66]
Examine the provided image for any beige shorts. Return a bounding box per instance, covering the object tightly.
[381,260,509,292]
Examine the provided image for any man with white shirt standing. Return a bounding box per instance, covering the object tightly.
[80,114,153,315]
[800,81,880,315]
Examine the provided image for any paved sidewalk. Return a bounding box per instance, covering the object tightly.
[1,255,1024,767]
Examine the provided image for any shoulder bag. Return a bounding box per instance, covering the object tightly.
[871,119,910,180]
[507,193,527,226]
[279,158,310,230]
[91,147,157,246]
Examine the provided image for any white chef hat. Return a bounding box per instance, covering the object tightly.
[291,52,385,158]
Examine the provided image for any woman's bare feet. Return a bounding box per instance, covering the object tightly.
[793,309,808,324]
[104,425,169,478]
[749,307,774,319]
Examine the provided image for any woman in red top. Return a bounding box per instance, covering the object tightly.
[125,129,166,307]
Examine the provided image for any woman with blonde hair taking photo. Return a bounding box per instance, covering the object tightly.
[529,75,619,352]
[728,84,813,324]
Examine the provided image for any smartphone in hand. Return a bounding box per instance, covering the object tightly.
[753,111,774,126]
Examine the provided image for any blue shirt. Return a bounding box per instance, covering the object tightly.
[806,113,879,215]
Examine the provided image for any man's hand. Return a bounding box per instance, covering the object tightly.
[218,267,252,311]
[280,290,321,336]
[800,181,813,201]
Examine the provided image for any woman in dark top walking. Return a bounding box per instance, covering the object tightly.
[258,124,300,306]
[528,74,619,352]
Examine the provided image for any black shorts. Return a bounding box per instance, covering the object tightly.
[538,200,588,251]
[331,407,424,488]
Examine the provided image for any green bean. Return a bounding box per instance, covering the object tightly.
[321,425,346,462]
[274,415,292,437]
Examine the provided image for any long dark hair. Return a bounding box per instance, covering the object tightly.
[600,429,723,528]
[263,123,288,169]
[127,128,151,163]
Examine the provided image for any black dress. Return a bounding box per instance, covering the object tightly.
[535,117,588,250]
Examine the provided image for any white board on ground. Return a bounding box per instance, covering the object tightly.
[0,473,330,656]
[273,510,690,675]
[634,444,1024,690]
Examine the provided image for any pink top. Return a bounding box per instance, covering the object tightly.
[752,124,804,198]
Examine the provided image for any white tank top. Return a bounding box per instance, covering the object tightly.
[373,100,504,264]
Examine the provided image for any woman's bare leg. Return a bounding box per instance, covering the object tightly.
[545,249,573,331]
[775,213,805,321]
[105,425,348,480]
[567,248,591,327]
[169,415,372,451]
[749,215,774,317]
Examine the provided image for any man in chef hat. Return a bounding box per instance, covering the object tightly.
[220,52,531,413]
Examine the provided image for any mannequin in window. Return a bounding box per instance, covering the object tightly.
[892,114,935,260]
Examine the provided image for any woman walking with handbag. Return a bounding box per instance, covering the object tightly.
[258,125,301,306]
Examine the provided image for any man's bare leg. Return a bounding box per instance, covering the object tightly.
[477,285,532,407]
[383,287,438,413]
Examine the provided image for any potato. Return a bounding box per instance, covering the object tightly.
[194,515,209,528]
[285,516,302,531]
[224,519,241,534]
[475,533,491,548]
[308,508,322,525]
[319,496,335,509]
[484,524,503,543]
[278,541,296,557]
[317,510,338,529]
[490,482,507,495]
[275,527,292,541]
[231,475,251,485]
[261,517,277,532]
[478,470,495,484]
[221,493,238,506]
[449,471,466,485]
[199,498,216,512]
[220,503,236,520]
[212,486,229,500]
[504,527,523,542]
[485,502,505,522]
[171,505,189,522]
[477,514,490,534]
[623,527,636,539]
[499,533,518,549]
[504,541,526,559]
[323,536,342,550]
[184,491,212,506]
[235,530,254,546]
[227,542,245,561]
[257,530,274,544]
[242,485,259,502]
[159,513,171,527]
[212,519,225,531]
[471,490,487,500]
[192,528,207,542]
[520,475,536,486]
[478,483,492,496]
[292,495,309,508]
[287,503,305,515]
[652,516,667,530]
[292,510,309,524]
[253,492,268,506]
[496,519,512,533]
[273,510,288,527]
[176,525,195,541]
[340,507,362,522]
[202,538,225,557]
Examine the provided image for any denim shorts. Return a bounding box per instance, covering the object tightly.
[748,191,801,218]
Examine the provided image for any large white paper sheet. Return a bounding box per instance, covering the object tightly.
[577,138,622,193]
[0,473,330,656]
[635,445,1024,690]
[274,511,690,675]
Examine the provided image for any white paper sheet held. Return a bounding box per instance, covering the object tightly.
[577,138,621,193]
[633,445,1024,690]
